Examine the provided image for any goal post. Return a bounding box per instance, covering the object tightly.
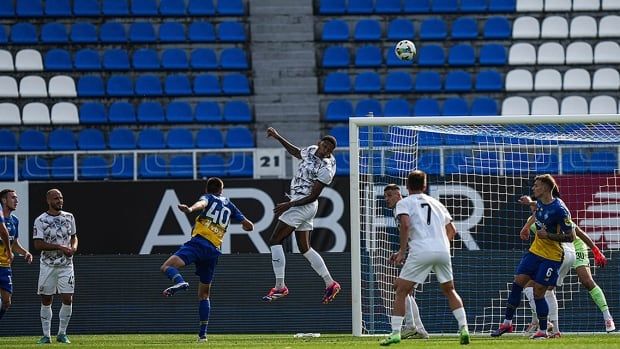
[349,115,620,336]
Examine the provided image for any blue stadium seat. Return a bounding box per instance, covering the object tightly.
[165,74,192,96]
[109,127,136,149]
[325,99,353,121]
[334,152,350,176]
[138,128,165,149]
[17,0,43,17]
[461,0,488,12]
[322,20,348,41]
[194,74,221,95]
[220,48,248,70]
[471,97,498,116]
[41,23,68,43]
[476,70,502,91]
[159,22,185,42]
[420,18,446,40]
[44,49,72,71]
[324,72,351,94]
[77,128,106,150]
[0,26,7,44]
[329,126,349,147]
[387,19,414,40]
[189,21,216,42]
[223,101,252,123]
[354,72,381,93]
[77,76,105,97]
[444,134,474,145]
[355,45,381,67]
[218,21,245,42]
[107,75,133,96]
[131,0,158,15]
[100,22,126,43]
[489,0,515,12]
[376,0,402,13]
[195,102,222,123]
[189,0,215,15]
[137,102,165,123]
[385,72,413,93]
[323,46,349,68]
[415,71,441,92]
[417,131,443,146]
[73,0,99,16]
[75,49,101,70]
[413,98,440,116]
[355,98,382,117]
[445,71,472,92]
[160,0,186,16]
[199,154,225,178]
[448,44,475,66]
[386,47,414,67]
[103,0,129,16]
[404,0,430,13]
[222,74,250,95]
[139,154,167,179]
[384,99,410,116]
[111,154,134,179]
[591,150,618,173]
[228,154,252,177]
[226,127,254,148]
[319,0,346,14]
[80,156,108,180]
[0,130,17,151]
[49,129,76,150]
[71,22,97,43]
[21,156,49,180]
[134,75,162,96]
[217,0,243,15]
[162,48,188,70]
[132,49,160,70]
[479,44,506,65]
[108,102,136,124]
[79,102,106,124]
[418,151,441,175]
[432,0,458,12]
[442,98,470,116]
[354,19,381,41]
[191,48,217,70]
[167,101,193,123]
[129,22,156,43]
[196,128,224,148]
[418,45,444,66]
[452,18,477,39]
[348,0,374,13]
[51,156,74,180]
[167,128,194,149]
[0,157,16,181]
[11,23,37,44]
[103,49,130,70]
[169,155,193,179]
[0,2,14,17]
[359,127,385,146]
[483,17,510,39]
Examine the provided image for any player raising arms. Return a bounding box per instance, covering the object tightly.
[383,184,428,339]
[262,127,341,304]
[160,177,254,342]
[380,171,469,346]
[492,174,575,339]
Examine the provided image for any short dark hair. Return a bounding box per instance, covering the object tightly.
[535,174,559,196]
[407,170,426,191]
[206,177,224,194]
[384,183,400,192]
[321,135,337,149]
[0,189,14,201]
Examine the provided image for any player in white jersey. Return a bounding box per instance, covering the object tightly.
[262,127,341,304]
[33,189,78,344]
[380,171,469,346]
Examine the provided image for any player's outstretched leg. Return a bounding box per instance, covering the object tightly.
[162,281,190,297]
[161,257,189,297]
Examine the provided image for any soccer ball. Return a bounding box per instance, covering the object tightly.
[394,40,417,61]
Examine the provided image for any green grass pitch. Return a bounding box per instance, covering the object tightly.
[2,333,620,348]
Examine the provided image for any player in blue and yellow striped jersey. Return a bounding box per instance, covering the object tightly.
[492,174,576,339]
[160,177,254,342]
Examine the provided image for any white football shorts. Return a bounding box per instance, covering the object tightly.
[399,251,453,285]
[556,247,576,287]
[37,263,75,295]
[278,201,318,231]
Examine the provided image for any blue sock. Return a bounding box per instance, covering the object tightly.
[199,299,210,338]
[505,282,523,321]
[164,267,185,284]
[534,297,549,331]
[0,306,6,320]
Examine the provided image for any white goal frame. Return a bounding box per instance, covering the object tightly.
[349,114,620,336]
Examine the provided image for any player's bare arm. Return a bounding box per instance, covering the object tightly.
[241,219,254,232]
[537,227,575,242]
[67,234,78,257]
[266,127,301,159]
[520,215,536,240]
[446,222,457,241]
[575,225,607,267]
[178,200,207,214]
[34,239,73,256]
[390,214,409,266]
[0,222,12,264]
[11,238,32,264]
[274,181,325,216]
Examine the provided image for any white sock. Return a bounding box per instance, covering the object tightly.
[524,287,538,322]
[452,307,468,329]
[391,315,404,333]
[411,296,425,330]
[270,245,286,289]
[58,303,72,335]
[40,304,52,338]
[603,309,612,321]
[303,248,334,287]
[404,295,415,328]
[545,290,559,331]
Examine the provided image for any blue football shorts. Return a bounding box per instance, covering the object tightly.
[174,236,221,284]
[515,251,561,287]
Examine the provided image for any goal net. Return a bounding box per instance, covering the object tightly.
[349,115,620,336]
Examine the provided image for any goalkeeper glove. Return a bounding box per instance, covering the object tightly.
[592,246,607,268]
